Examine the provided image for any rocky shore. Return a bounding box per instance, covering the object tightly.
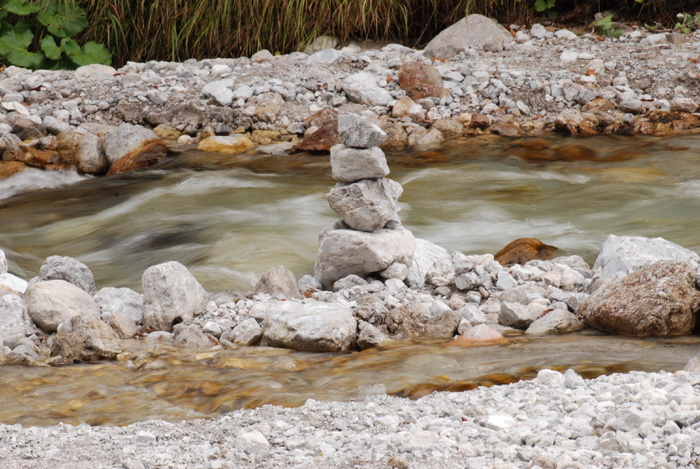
[2,15,700,178]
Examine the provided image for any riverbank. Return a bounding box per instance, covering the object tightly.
[2,15,700,178]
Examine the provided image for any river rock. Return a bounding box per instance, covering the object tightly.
[197,135,254,154]
[224,317,263,346]
[579,260,700,337]
[459,323,504,341]
[94,287,144,324]
[202,79,235,107]
[25,280,100,333]
[0,250,6,274]
[494,238,559,265]
[0,273,28,294]
[526,309,585,334]
[398,60,447,100]
[356,321,390,349]
[592,234,700,279]
[102,123,161,164]
[343,72,393,106]
[6,343,39,365]
[52,313,122,362]
[76,131,108,174]
[295,115,341,153]
[384,300,460,339]
[106,310,138,339]
[0,161,28,178]
[406,238,454,288]
[11,117,46,141]
[315,227,416,289]
[337,114,387,148]
[0,294,30,346]
[141,261,208,332]
[38,255,96,294]
[326,178,403,232]
[498,301,541,329]
[173,323,214,349]
[253,265,303,300]
[249,300,356,352]
[107,141,169,174]
[330,145,390,182]
[423,14,513,58]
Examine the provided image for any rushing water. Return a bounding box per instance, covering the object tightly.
[2,133,700,426]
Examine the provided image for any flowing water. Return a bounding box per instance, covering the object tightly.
[2,133,700,426]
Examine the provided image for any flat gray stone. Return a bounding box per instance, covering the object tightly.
[330,145,389,182]
[326,178,402,232]
[337,114,387,148]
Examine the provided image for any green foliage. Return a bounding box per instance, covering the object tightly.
[534,0,556,13]
[595,14,623,37]
[674,12,700,33]
[0,0,111,70]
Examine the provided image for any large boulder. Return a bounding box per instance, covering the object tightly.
[141,261,208,332]
[398,61,447,100]
[326,179,402,232]
[315,227,416,289]
[578,260,700,337]
[249,300,356,352]
[25,280,100,333]
[253,265,303,300]
[423,14,513,58]
[38,255,96,294]
[52,313,122,362]
[330,145,390,182]
[592,235,700,279]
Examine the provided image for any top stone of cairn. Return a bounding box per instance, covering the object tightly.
[338,114,387,148]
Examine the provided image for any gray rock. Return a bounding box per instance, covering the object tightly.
[102,123,160,164]
[593,235,700,279]
[457,303,486,326]
[25,280,100,333]
[460,323,504,341]
[95,287,144,324]
[74,64,117,81]
[249,300,356,352]
[579,260,700,337]
[234,430,269,457]
[6,343,39,365]
[77,131,108,174]
[498,301,540,330]
[304,35,339,54]
[250,49,274,62]
[315,228,416,289]
[406,238,454,289]
[225,317,263,346]
[0,294,30,346]
[202,79,235,106]
[43,115,70,135]
[141,261,208,332]
[526,309,585,334]
[173,323,214,348]
[384,300,460,339]
[53,313,122,362]
[343,72,393,106]
[330,145,390,182]
[297,274,322,293]
[0,250,6,274]
[357,321,390,349]
[423,14,513,58]
[233,85,254,100]
[530,23,547,39]
[306,49,345,65]
[253,265,303,300]
[39,255,96,294]
[333,274,367,291]
[0,273,28,294]
[327,178,402,232]
[105,310,138,338]
[337,114,387,148]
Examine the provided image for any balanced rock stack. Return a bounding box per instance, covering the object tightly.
[314,115,416,289]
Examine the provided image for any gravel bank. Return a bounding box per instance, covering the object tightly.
[2,369,699,468]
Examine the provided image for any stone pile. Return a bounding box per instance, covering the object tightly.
[314,114,416,289]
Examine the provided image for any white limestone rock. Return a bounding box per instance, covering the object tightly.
[326,178,402,232]
[337,114,387,148]
[25,280,100,333]
[343,72,393,106]
[330,145,389,182]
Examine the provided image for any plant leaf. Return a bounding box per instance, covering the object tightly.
[62,39,112,67]
[38,4,88,38]
[40,35,62,61]
[0,29,43,69]
[3,0,42,15]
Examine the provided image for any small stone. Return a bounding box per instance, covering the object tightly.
[337,114,387,148]
[330,145,389,182]
[197,135,254,154]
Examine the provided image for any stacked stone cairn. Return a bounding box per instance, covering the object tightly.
[314,115,416,290]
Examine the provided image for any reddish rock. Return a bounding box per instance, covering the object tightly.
[391,96,426,121]
[0,161,29,178]
[581,98,615,113]
[494,238,558,265]
[470,113,490,130]
[579,260,700,338]
[398,61,447,100]
[634,110,700,135]
[107,142,169,175]
[23,148,61,168]
[294,109,340,153]
[554,110,600,136]
[489,121,522,138]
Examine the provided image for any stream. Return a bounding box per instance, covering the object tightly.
[2,133,700,426]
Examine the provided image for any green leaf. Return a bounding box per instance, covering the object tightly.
[62,38,112,67]
[40,35,62,60]
[0,29,43,69]
[37,3,88,38]
[3,0,42,15]
[534,0,556,12]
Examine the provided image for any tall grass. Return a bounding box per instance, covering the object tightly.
[69,0,700,66]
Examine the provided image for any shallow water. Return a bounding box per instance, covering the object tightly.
[2,133,700,426]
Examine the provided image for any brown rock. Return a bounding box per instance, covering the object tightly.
[250,130,282,145]
[378,118,408,150]
[153,124,182,141]
[196,135,254,154]
[398,61,447,100]
[107,141,169,175]
[578,260,700,338]
[23,148,61,168]
[294,110,340,153]
[52,313,122,362]
[581,98,615,113]
[391,96,425,122]
[494,238,558,265]
[489,121,522,138]
[432,119,464,139]
[635,110,700,135]
[56,129,82,165]
[553,143,597,161]
[470,113,490,130]
[0,161,28,178]
[554,110,600,136]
